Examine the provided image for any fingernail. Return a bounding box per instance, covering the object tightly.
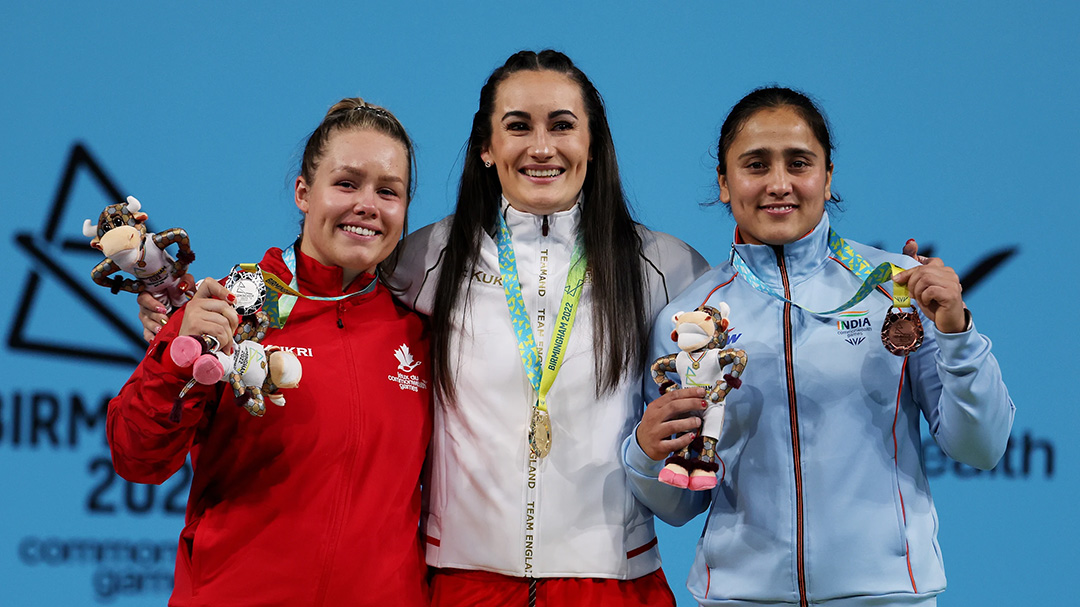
[227,293,236,303]
[178,282,188,291]
[157,306,167,313]
[906,239,915,245]
[152,324,161,334]
[160,318,168,326]
[701,400,708,408]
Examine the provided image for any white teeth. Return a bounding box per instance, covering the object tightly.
[524,168,562,178]
[342,225,376,236]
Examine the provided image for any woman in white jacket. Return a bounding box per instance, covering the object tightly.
[396,50,709,606]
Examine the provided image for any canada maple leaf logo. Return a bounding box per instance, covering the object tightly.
[394,344,421,372]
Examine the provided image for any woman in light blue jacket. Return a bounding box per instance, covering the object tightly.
[623,86,1014,606]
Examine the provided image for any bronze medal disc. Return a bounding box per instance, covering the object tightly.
[881,307,924,356]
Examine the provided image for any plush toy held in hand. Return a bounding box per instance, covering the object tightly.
[651,303,748,491]
[167,267,291,419]
[168,336,301,418]
[82,196,195,310]
[227,341,303,417]
[168,267,272,388]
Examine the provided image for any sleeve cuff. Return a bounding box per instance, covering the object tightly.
[933,313,992,370]
[623,426,667,477]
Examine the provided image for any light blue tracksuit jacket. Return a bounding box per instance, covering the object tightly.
[623,214,1014,606]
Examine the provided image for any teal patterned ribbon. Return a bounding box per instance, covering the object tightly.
[730,228,909,315]
[253,244,378,329]
[496,212,586,413]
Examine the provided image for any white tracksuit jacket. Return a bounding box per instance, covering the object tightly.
[395,200,709,578]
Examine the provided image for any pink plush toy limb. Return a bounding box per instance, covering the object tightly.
[169,335,233,385]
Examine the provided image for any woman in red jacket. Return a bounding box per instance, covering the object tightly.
[108,98,432,607]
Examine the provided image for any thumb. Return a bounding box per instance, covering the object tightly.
[903,239,919,259]
[902,238,930,265]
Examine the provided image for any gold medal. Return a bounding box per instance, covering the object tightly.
[881,306,924,356]
[529,407,552,458]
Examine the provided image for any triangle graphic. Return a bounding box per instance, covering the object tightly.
[9,143,151,366]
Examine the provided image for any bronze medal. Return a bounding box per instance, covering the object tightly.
[881,306,924,356]
[529,407,552,458]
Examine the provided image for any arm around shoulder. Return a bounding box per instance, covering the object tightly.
[390,219,451,315]
[638,228,712,305]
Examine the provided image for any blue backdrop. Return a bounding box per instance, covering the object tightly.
[2,2,1074,605]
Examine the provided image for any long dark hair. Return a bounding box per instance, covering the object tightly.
[430,50,648,401]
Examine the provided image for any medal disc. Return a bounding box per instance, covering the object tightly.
[881,307,924,356]
[225,265,266,316]
[529,408,552,458]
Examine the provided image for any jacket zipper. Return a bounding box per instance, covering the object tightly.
[776,246,808,607]
[313,300,362,604]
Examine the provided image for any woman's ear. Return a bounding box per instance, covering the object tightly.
[295,176,310,213]
[718,168,731,204]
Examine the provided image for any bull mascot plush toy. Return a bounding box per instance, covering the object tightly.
[651,302,748,491]
[82,195,194,310]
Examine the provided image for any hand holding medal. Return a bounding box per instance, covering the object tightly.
[176,278,241,354]
[894,239,968,334]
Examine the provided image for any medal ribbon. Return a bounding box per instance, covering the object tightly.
[730,228,911,315]
[240,244,378,329]
[496,212,586,415]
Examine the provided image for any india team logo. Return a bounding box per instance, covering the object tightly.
[836,310,873,346]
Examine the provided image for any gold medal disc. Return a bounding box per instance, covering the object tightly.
[529,408,552,458]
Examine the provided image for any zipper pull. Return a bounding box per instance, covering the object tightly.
[542,215,549,237]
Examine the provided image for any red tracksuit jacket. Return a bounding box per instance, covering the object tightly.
[107,247,432,607]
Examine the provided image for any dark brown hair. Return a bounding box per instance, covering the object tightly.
[716,86,842,205]
[430,50,649,401]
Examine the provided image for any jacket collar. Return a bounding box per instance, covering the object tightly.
[260,243,380,299]
[499,194,582,251]
[731,212,832,288]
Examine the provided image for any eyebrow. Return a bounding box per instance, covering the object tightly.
[500,109,579,121]
[737,146,819,160]
[336,165,406,185]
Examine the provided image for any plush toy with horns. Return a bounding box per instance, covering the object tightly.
[651,302,748,491]
[82,195,195,310]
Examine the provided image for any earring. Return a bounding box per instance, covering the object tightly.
[484,161,492,168]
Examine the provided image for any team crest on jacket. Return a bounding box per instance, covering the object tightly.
[835,310,873,346]
[388,344,427,392]
[394,344,421,372]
